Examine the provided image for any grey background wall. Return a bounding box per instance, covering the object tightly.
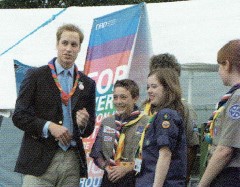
[180,71,228,125]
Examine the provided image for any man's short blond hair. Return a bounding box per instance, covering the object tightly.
[56,24,84,44]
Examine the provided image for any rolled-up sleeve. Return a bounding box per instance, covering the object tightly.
[154,109,181,152]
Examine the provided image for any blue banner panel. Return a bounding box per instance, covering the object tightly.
[88,3,143,47]
[14,60,33,95]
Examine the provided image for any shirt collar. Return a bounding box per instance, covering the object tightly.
[55,59,74,77]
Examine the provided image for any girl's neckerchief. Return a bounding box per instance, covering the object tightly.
[135,112,156,160]
[48,60,80,106]
[204,83,240,144]
[144,101,152,116]
[144,101,157,117]
[109,106,143,166]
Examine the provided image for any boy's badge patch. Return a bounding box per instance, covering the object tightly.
[162,120,170,128]
[136,126,144,134]
[104,136,112,142]
[103,126,116,133]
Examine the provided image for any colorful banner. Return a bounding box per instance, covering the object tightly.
[82,3,152,186]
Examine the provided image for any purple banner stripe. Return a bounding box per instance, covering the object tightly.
[86,34,135,61]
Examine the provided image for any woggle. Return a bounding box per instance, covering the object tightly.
[204,133,212,144]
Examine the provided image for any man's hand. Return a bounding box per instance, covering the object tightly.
[106,166,131,183]
[48,122,72,146]
[76,108,89,128]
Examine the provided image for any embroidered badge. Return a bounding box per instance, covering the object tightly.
[145,139,150,146]
[162,120,170,129]
[228,104,240,119]
[163,113,170,120]
[136,126,144,134]
[104,136,112,142]
[103,126,116,134]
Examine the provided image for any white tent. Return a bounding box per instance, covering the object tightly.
[1,0,239,185]
[1,0,240,109]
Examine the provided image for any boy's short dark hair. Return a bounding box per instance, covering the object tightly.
[114,79,139,99]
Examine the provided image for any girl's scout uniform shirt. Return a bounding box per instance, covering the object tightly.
[136,109,187,187]
[144,101,199,148]
[209,89,240,168]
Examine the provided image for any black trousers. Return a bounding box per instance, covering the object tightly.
[210,167,240,187]
[101,171,135,187]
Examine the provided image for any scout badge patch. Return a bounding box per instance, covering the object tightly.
[162,113,170,128]
[162,120,170,128]
[228,104,240,119]
[103,126,116,134]
[136,126,144,134]
[104,136,112,142]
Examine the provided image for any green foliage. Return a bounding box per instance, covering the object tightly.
[0,0,187,9]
